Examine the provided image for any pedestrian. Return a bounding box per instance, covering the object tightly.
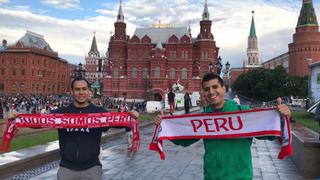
[118,104,133,149]
[233,94,241,105]
[168,89,175,115]
[153,73,291,180]
[184,92,192,114]
[8,77,139,180]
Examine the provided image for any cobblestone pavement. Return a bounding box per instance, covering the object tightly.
[6,125,305,180]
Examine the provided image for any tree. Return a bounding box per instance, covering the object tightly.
[233,66,308,101]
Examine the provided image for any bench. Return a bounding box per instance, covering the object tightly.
[291,124,320,178]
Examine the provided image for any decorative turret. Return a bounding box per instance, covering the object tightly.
[197,0,213,40]
[297,0,318,28]
[113,0,127,41]
[245,11,261,68]
[88,32,100,57]
[288,0,320,76]
[117,0,124,22]
[202,0,210,21]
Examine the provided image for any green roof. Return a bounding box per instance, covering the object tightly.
[297,1,318,27]
[249,12,257,38]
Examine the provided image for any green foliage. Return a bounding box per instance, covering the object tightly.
[9,130,58,151]
[233,66,308,101]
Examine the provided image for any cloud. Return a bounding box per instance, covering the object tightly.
[41,0,81,10]
[0,8,114,64]
[0,0,9,5]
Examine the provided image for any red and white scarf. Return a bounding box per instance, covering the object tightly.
[0,112,140,153]
[149,108,292,160]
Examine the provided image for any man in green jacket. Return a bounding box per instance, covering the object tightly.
[154,73,291,180]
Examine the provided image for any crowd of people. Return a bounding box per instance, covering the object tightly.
[0,94,147,120]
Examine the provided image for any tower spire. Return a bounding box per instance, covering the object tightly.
[202,0,210,20]
[245,10,261,68]
[249,11,257,38]
[297,0,318,27]
[188,20,192,37]
[88,31,100,57]
[117,0,124,22]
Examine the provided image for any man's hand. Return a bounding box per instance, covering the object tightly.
[153,110,164,126]
[277,97,291,117]
[130,110,139,119]
[8,111,18,120]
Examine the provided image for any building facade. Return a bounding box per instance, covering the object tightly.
[262,52,289,72]
[103,1,220,100]
[288,0,320,76]
[230,11,260,85]
[244,11,262,69]
[0,31,72,94]
[84,33,107,83]
[231,0,319,87]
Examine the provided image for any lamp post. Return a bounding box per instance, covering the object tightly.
[74,63,86,78]
[208,62,213,72]
[216,56,222,76]
[225,61,231,92]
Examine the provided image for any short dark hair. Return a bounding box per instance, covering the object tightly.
[202,73,224,87]
[71,78,91,90]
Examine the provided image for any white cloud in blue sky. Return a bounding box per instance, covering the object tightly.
[0,0,9,5]
[41,0,81,10]
[0,0,319,67]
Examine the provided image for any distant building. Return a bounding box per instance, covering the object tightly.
[0,31,72,94]
[103,1,220,100]
[231,0,320,86]
[288,0,320,76]
[230,11,260,84]
[263,0,320,76]
[84,33,107,83]
[262,52,289,72]
[244,11,262,69]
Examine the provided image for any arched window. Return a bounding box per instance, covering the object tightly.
[113,68,119,78]
[131,68,138,78]
[181,68,188,79]
[154,67,160,78]
[169,68,176,79]
[143,68,149,79]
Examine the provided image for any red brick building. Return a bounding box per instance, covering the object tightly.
[288,0,320,76]
[231,0,320,86]
[103,1,219,100]
[0,31,72,94]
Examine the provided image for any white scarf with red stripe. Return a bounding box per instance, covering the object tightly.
[0,112,140,153]
[149,108,292,160]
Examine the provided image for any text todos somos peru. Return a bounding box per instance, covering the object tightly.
[16,113,133,128]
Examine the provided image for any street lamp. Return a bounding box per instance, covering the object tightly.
[216,56,222,75]
[74,63,86,78]
[208,62,213,72]
[225,61,231,92]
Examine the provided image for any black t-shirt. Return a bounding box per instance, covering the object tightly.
[53,103,107,171]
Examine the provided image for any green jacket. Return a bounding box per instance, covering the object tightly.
[172,99,253,180]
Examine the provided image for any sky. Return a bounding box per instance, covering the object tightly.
[0,0,319,68]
